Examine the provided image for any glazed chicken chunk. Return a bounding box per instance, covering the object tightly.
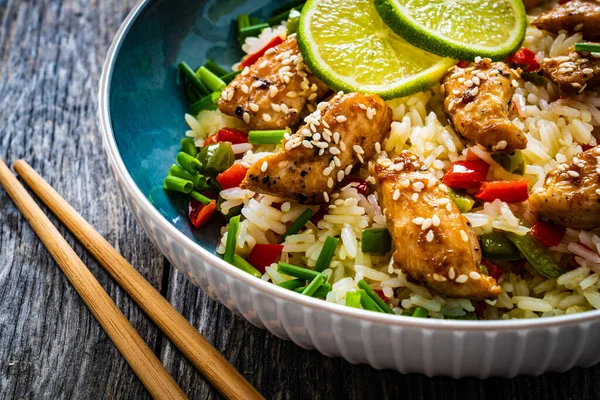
[218,35,330,130]
[373,152,501,300]
[442,59,527,153]
[540,47,600,94]
[532,0,600,42]
[529,146,600,230]
[240,92,392,204]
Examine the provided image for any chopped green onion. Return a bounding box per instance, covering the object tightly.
[181,138,198,157]
[301,274,325,296]
[196,66,227,92]
[183,83,202,104]
[190,92,221,115]
[345,292,361,308]
[357,280,394,314]
[190,191,211,205]
[178,62,210,97]
[400,311,412,316]
[357,289,383,312]
[224,215,240,264]
[285,8,301,35]
[448,188,475,213]
[361,228,392,254]
[176,152,202,174]
[506,232,564,278]
[311,283,331,298]
[453,312,478,320]
[574,43,600,53]
[480,231,520,261]
[237,14,250,31]
[412,307,428,318]
[238,23,270,43]
[232,254,263,278]
[197,142,235,176]
[277,279,306,290]
[277,262,321,281]
[271,0,305,15]
[169,164,198,184]
[203,60,228,77]
[492,150,525,176]
[281,208,314,242]
[249,16,261,26]
[268,5,304,27]
[248,129,287,144]
[163,176,193,194]
[314,236,339,272]
[220,70,242,84]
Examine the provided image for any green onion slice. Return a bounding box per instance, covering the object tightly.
[345,292,361,308]
[163,176,193,194]
[190,191,211,205]
[277,279,306,290]
[361,228,392,254]
[357,280,394,314]
[574,43,600,53]
[412,307,428,318]
[301,274,324,296]
[190,92,221,115]
[232,255,262,278]
[248,130,287,144]
[281,208,314,242]
[314,236,339,272]
[181,137,198,157]
[277,262,321,281]
[357,289,383,312]
[203,60,228,77]
[224,215,240,264]
[176,151,202,174]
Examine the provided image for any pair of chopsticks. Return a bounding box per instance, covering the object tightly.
[0,159,263,400]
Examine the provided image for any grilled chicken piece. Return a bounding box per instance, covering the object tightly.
[373,152,501,300]
[442,59,527,152]
[218,35,330,130]
[240,92,392,204]
[540,47,600,94]
[532,0,600,41]
[529,146,600,229]
[523,0,544,10]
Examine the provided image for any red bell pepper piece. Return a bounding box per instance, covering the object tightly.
[374,289,387,301]
[188,199,217,229]
[456,61,470,68]
[216,164,249,190]
[482,260,504,282]
[238,35,284,70]
[581,143,596,151]
[203,128,248,146]
[475,179,529,203]
[531,220,566,247]
[442,160,490,189]
[506,47,540,72]
[247,244,284,273]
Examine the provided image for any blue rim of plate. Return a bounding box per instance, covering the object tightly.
[97,0,600,331]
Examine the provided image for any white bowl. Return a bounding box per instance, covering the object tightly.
[98,0,600,377]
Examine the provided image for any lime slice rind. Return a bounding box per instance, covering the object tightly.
[298,0,456,100]
[374,0,527,60]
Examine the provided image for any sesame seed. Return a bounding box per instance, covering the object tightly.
[323,167,332,176]
[469,272,481,280]
[393,189,400,201]
[336,115,347,123]
[357,154,364,163]
[323,192,329,202]
[375,142,381,153]
[446,203,453,212]
[269,86,279,98]
[329,147,340,155]
[412,181,425,191]
[472,76,481,86]
[322,120,330,128]
[333,156,341,167]
[243,112,250,124]
[460,230,469,242]
[438,184,449,193]
[280,103,289,114]
[511,79,519,88]
[412,217,424,225]
[567,170,580,177]
[455,274,468,283]
[286,91,297,98]
[458,77,465,83]
[452,89,461,95]
[249,103,259,112]
[476,72,487,80]
[496,140,508,150]
[596,189,600,196]
[474,56,482,63]
[302,140,313,149]
[241,84,249,94]
[471,86,479,96]
[432,214,440,227]
[433,273,447,282]
[366,108,374,120]
[583,68,594,75]
[227,89,234,101]
[353,145,364,154]
[345,165,353,175]
[448,267,456,280]
[333,132,340,144]
[308,93,317,101]
[411,193,419,202]
[465,79,474,88]
[262,113,272,122]
[426,230,435,242]
[337,170,345,182]
[327,177,334,188]
[358,103,367,110]
[241,66,250,75]
[260,161,268,172]
[367,176,376,184]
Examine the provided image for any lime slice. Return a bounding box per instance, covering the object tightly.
[374,0,527,60]
[297,0,455,100]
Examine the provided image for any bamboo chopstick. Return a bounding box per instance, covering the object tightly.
[0,159,187,400]
[12,160,263,400]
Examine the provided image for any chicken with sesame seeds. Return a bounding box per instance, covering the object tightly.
[218,35,331,130]
[372,152,501,300]
[539,46,600,95]
[529,146,600,230]
[442,59,527,153]
[240,92,392,204]
[532,0,600,42]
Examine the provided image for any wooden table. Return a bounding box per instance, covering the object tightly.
[1,0,599,398]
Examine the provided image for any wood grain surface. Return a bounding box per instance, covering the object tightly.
[1,0,599,399]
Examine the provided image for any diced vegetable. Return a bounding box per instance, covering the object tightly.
[506,47,540,72]
[281,208,314,242]
[178,62,210,98]
[188,199,217,229]
[169,164,200,186]
[357,280,394,314]
[475,179,529,203]
[190,92,221,115]
[506,232,565,278]
[277,262,322,281]
[482,259,504,281]
[238,35,285,70]
[196,66,226,92]
[203,60,228,77]
[480,231,520,260]
[345,292,361,308]
[448,188,475,213]
[443,160,490,189]
[361,228,392,254]
[412,307,428,318]
[248,243,284,273]
[574,43,600,53]
[293,283,331,298]
[224,215,240,264]
[181,138,198,157]
[492,150,525,175]
[190,191,212,205]
[213,128,249,145]
[314,236,340,272]
[177,151,203,174]
[163,176,193,194]
[531,220,566,248]
[248,129,287,144]
[301,274,325,296]
[237,14,250,41]
[277,279,305,290]
[216,164,249,190]
[357,289,383,312]
[198,142,235,176]
[232,254,263,278]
